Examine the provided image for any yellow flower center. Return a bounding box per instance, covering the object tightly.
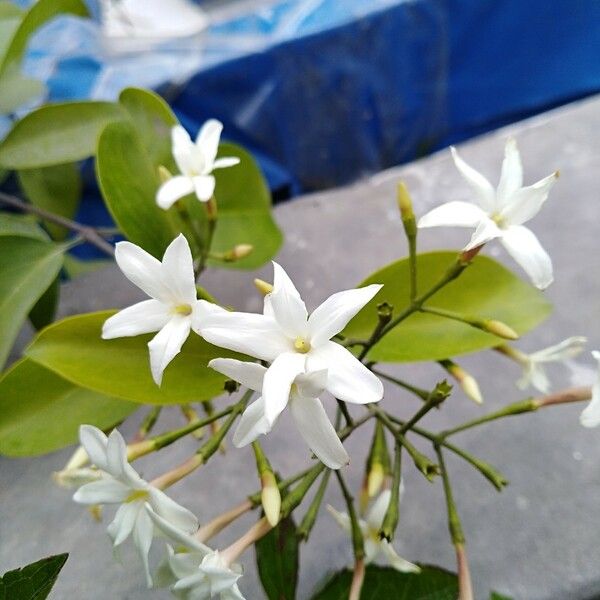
[294,337,311,353]
[125,489,149,503]
[491,212,506,228]
[174,304,193,316]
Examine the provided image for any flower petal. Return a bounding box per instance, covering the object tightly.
[308,284,383,346]
[500,225,553,289]
[532,336,587,362]
[156,176,195,210]
[381,541,421,573]
[517,363,550,394]
[418,201,489,230]
[73,478,130,505]
[102,300,171,339]
[196,119,223,168]
[269,262,308,338]
[450,146,496,211]
[134,506,155,587]
[326,505,352,533]
[193,175,216,201]
[232,396,272,447]
[580,351,600,428]
[208,358,266,392]
[496,137,523,203]
[149,488,199,534]
[307,341,383,404]
[148,317,192,386]
[213,156,240,170]
[463,216,503,250]
[161,234,197,305]
[200,312,291,361]
[114,241,171,303]
[295,369,328,399]
[148,509,211,554]
[289,396,349,469]
[107,502,139,546]
[79,424,109,471]
[500,171,558,227]
[106,428,130,478]
[365,489,393,530]
[172,125,196,176]
[262,353,306,425]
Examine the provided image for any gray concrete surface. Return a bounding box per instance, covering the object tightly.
[2,95,600,599]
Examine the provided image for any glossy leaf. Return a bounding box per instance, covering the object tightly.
[0,71,44,114]
[0,553,68,600]
[311,565,457,600]
[26,311,244,405]
[0,359,136,457]
[343,252,552,362]
[28,276,59,330]
[255,514,299,600]
[0,212,46,240]
[0,101,125,169]
[18,163,81,239]
[0,236,63,369]
[96,120,179,258]
[209,142,283,270]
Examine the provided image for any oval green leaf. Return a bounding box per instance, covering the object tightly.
[0,101,125,169]
[343,252,552,362]
[25,311,244,405]
[0,236,64,368]
[0,212,47,240]
[0,359,137,457]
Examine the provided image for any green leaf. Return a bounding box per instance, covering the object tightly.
[209,142,283,270]
[0,0,88,78]
[0,359,136,457]
[0,236,64,369]
[0,553,68,600]
[118,87,177,166]
[18,163,81,240]
[0,71,45,114]
[62,254,111,279]
[26,311,245,405]
[0,18,22,69]
[28,276,59,330]
[0,101,126,169]
[0,2,23,19]
[255,514,299,600]
[0,212,47,240]
[490,593,513,600]
[96,120,179,258]
[343,252,552,362]
[311,565,457,600]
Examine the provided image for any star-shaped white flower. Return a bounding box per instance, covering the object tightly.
[209,358,349,469]
[328,488,420,573]
[156,121,240,209]
[199,262,384,417]
[102,234,222,385]
[418,138,558,289]
[73,426,199,586]
[580,351,600,428]
[513,336,587,393]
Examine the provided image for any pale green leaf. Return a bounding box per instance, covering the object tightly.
[0,212,47,240]
[0,71,45,114]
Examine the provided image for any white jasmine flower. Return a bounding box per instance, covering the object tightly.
[73,426,199,586]
[200,262,384,415]
[514,336,587,393]
[418,138,558,289]
[209,358,349,469]
[580,351,600,428]
[102,234,222,385]
[156,121,240,209]
[328,488,419,573]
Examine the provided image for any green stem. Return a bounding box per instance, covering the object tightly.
[136,406,162,441]
[297,469,332,541]
[335,470,365,561]
[370,368,430,401]
[434,445,464,544]
[379,440,401,540]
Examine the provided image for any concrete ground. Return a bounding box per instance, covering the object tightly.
[2,95,600,599]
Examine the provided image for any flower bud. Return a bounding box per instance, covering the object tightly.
[361,421,390,512]
[157,165,173,183]
[440,359,483,404]
[223,244,254,262]
[484,319,519,340]
[261,470,281,527]
[254,278,274,295]
[53,467,102,489]
[397,182,415,222]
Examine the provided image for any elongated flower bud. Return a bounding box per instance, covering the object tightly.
[252,442,281,526]
[397,182,416,233]
[361,421,391,513]
[440,359,483,404]
[254,278,274,295]
[222,244,254,262]
[483,319,519,340]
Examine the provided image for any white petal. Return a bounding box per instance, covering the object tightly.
[193,175,215,202]
[463,217,503,250]
[161,234,197,305]
[102,300,171,339]
[326,505,352,533]
[499,172,558,226]
[308,284,383,346]
[289,396,349,469]
[232,396,272,447]
[496,137,523,202]
[364,538,381,564]
[148,509,211,554]
[106,428,130,478]
[580,352,600,428]
[79,425,109,471]
[366,489,392,530]
[417,201,488,230]
[223,583,246,600]
[517,363,550,394]
[133,506,155,587]
[269,262,308,338]
[307,341,383,404]
[191,299,227,333]
[196,119,223,168]
[208,358,266,392]
[213,156,240,170]
[149,488,198,533]
[172,125,196,176]
[450,146,496,211]
[532,336,588,363]
[107,502,139,546]
[148,317,192,386]
[295,369,328,399]
[200,312,291,361]
[73,478,130,504]
[500,225,553,289]
[381,541,421,573]
[156,176,195,209]
[262,353,305,425]
[114,241,171,303]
